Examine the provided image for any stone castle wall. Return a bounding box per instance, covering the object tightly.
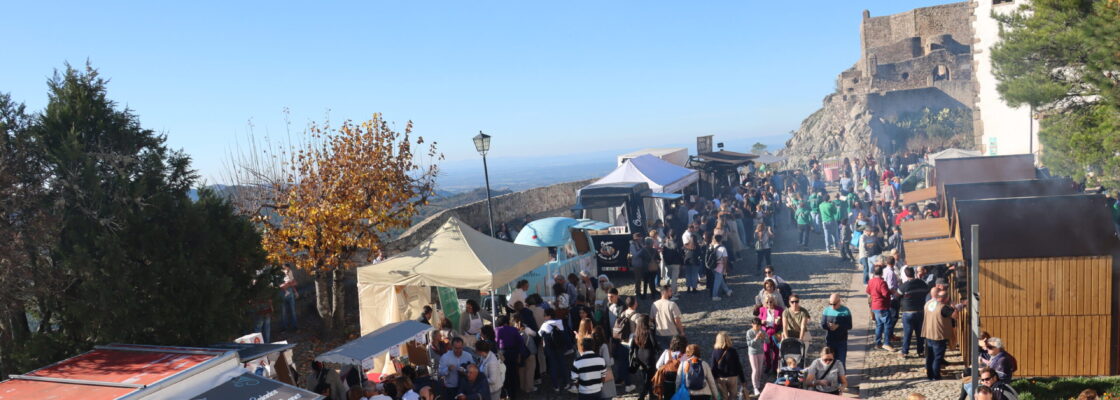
[860,3,973,56]
[383,179,594,254]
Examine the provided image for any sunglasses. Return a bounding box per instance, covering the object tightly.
[790,300,799,303]
[981,376,995,382]
[822,358,834,363]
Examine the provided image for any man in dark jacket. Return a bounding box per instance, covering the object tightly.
[456,364,491,400]
[899,267,929,358]
[820,293,854,364]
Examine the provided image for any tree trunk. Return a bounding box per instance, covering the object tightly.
[331,268,345,331]
[314,273,336,333]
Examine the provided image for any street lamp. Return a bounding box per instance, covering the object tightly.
[473,132,495,238]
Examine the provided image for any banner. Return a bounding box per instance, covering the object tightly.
[437,287,460,329]
[592,234,632,272]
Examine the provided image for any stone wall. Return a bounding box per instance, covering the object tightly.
[383,179,595,254]
[861,3,972,53]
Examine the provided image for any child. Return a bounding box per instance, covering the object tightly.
[745,317,768,396]
[839,218,854,262]
[774,356,804,387]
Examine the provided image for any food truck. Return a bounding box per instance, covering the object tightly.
[573,182,680,272]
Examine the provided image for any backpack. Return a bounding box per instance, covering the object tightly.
[612,310,633,340]
[651,354,681,398]
[703,247,720,270]
[683,358,706,390]
[542,325,569,350]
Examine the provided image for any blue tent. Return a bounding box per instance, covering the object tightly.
[514,217,611,247]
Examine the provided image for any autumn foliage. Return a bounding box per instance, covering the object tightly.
[258,114,440,330]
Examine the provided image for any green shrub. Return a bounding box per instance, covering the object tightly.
[1011,376,1120,400]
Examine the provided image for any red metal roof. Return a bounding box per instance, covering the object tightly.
[0,344,230,400]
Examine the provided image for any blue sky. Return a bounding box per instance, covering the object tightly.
[1,1,951,184]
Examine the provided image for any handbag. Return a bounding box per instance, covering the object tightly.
[604,367,615,382]
[671,382,691,400]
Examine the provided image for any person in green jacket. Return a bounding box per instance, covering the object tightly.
[795,201,813,250]
[808,191,823,233]
[819,193,839,252]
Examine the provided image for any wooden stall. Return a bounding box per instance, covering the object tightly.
[902,186,938,205]
[932,154,1037,197]
[954,194,1120,376]
[941,178,1077,234]
[900,217,951,242]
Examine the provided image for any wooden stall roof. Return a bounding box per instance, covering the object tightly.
[956,194,1120,261]
[904,237,964,267]
[942,178,1078,222]
[902,186,938,204]
[901,217,951,241]
[933,154,1036,195]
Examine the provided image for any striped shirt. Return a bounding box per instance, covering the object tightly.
[571,351,606,395]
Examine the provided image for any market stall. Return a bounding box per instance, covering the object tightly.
[356,217,550,335]
[0,344,319,400]
[589,154,697,222]
[316,320,433,382]
[573,182,682,272]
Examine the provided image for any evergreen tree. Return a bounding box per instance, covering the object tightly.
[991,0,1120,186]
[0,64,277,373]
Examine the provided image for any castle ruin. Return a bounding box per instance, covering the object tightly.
[783,2,976,165]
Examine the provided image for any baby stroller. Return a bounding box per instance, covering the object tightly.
[774,338,806,387]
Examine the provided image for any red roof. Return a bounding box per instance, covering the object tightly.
[0,344,231,400]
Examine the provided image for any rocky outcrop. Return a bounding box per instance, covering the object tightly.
[781,93,884,168]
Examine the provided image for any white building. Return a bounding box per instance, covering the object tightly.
[971,0,1040,159]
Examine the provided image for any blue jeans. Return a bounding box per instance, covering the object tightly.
[822,221,837,250]
[254,315,271,343]
[925,339,947,380]
[873,309,891,347]
[811,212,821,231]
[827,340,848,365]
[281,291,298,330]
[901,312,924,355]
[860,257,870,284]
[711,271,731,298]
[798,224,810,246]
[685,263,699,290]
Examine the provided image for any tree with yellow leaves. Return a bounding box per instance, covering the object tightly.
[257,114,440,332]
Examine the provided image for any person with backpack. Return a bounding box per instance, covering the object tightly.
[628,315,660,400]
[681,224,702,293]
[538,309,571,392]
[673,344,721,400]
[660,228,684,300]
[708,235,733,301]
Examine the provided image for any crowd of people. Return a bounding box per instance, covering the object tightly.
[295,150,1120,400]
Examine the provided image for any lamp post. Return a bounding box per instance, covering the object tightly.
[473,132,495,238]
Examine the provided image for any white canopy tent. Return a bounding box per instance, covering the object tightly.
[356,216,550,335]
[590,154,698,222]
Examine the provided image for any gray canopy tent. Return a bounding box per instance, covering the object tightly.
[316,320,433,372]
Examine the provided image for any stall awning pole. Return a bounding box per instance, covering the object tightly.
[968,224,980,400]
[490,285,499,321]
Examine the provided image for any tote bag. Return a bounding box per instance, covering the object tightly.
[671,382,691,400]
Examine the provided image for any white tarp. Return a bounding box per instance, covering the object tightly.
[617,147,689,167]
[594,154,698,194]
